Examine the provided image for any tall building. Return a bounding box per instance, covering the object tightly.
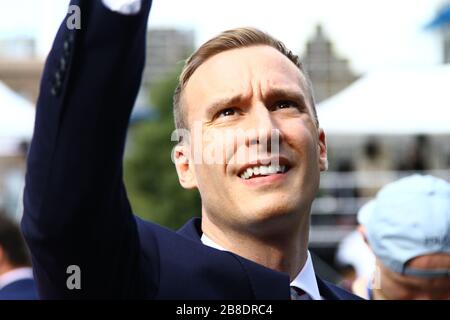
[427,3,450,63]
[445,26,450,63]
[143,28,195,88]
[301,25,358,103]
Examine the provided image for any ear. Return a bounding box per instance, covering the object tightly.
[318,128,328,171]
[173,143,198,189]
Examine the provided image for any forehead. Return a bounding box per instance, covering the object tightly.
[183,45,308,117]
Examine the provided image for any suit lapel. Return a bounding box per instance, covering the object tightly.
[178,218,356,300]
[177,218,291,300]
[316,276,341,300]
[177,217,203,240]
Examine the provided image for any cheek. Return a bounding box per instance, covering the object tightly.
[282,121,318,156]
[194,162,228,191]
[380,271,415,299]
[433,279,450,299]
[200,129,234,165]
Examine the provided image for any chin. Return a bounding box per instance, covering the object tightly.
[238,200,305,234]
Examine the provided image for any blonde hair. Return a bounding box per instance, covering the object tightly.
[173,27,317,131]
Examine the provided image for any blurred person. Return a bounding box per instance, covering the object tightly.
[21,0,359,299]
[355,138,392,198]
[354,175,450,300]
[3,141,28,220]
[396,135,429,172]
[336,264,356,292]
[331,158,360,219]
[0,212,37,300]
[335,229,376,288]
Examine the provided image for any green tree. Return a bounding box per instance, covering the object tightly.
[124,70,201,229]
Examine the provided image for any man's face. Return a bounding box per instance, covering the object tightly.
[177,45,327,233]
[375,254,450,300]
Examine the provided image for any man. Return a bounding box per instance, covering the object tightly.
[354,175,450,299]
[173,30,331,299]
[0,213,37,300]
[22,0,357,299]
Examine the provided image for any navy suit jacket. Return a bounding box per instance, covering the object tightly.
[0,279,38,300]
[21,0,360,300]
[178,218,360,300]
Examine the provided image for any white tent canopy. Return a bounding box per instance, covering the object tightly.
[0,81,35,155]
[317,65,450,135]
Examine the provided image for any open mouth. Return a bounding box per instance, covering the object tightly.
[238,164,290,180]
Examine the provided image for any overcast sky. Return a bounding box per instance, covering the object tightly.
[0,0,447,73]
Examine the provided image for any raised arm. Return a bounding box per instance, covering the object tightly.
[21,0,153,298]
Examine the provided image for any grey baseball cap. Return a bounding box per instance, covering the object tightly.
[357,174,450,277]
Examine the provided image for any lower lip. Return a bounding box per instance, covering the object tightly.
[239,172,288,187]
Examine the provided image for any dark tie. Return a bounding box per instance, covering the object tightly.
[290,286,312,300]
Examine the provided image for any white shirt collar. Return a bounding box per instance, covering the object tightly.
[0,267,33,289]
[102,0,141,14]
[290,251,322,300]
[201,234,323,300]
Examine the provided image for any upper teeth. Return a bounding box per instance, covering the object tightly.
[240,165,287,179]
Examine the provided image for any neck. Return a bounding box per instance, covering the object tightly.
[0,263,16,276]
[201,211,309,281]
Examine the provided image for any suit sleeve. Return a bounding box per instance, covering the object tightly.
[21,0,155,298]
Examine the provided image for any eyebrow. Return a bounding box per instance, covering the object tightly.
[263,87,308,106]
[204,87,309,119]
[205,94,246,119]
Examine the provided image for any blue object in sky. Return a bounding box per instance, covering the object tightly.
[426,4,450,29]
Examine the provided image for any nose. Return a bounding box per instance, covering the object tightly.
[244,104,281,153]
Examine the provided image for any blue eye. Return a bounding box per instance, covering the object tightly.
[218,108,236,117]
[274,101,298,110]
